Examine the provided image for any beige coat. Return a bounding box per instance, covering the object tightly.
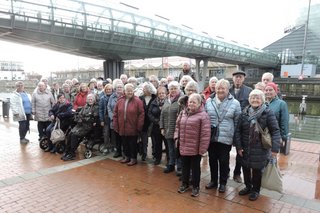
[31,89,54,121]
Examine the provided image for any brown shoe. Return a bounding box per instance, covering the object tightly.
[120,158,130,164]
[233,175,242,183]
[127,160,137,166]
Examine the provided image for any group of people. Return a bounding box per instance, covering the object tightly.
[10,62,289,200]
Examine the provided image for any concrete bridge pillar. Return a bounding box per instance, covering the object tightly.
[103,60,124,80]
[195,58,208,91]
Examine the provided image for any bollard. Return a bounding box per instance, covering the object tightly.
[281,133,291,155]
[2,98,10,118]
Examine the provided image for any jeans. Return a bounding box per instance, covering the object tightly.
[208,142,232,185]
[18,114,30,139]
[111,129,122,154]
[167,138,176,166]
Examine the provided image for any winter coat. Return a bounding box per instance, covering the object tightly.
[99,92,112,124]
[48,101,73,131]
[202,86,215,100]
[174,107,211,156]
[71,103,99,137]
[73,91,88,111]
[205,94,241,145]
[148,98,163,126]
[113,96,145,136]
[229,84,252,110]
[160,93,182,139]
[32,89,55,121]
[234,106,281,169]
[11,91,29,121]
[268,97,289,141]
[107,93,120,129]
[139,94,157,132]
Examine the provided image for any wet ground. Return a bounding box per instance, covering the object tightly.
[1,115,320,212]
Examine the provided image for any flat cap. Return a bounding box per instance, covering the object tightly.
[232,70,246,76]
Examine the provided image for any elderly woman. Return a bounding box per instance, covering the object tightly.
[11,81,32,144]
[45,94,73,153]
[202,76,218,100]
[235,89,281,201]
[160,81,183,173]
[264,82,289,149]
[62,94,99,161]
[254,82,266,91]
[73,83,89,111]
[179,75,194,94]
[139,82,157,161]
[175,93,211,197]
[148,86,168,165]
[32,82,55,141]
[113,83,145,166]
[108,79,124,158]
[99,83,114,153]
[205,79,241,193]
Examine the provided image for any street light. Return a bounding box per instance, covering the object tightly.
[300,0,312,80]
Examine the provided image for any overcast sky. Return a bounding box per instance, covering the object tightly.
[0,0,317,76]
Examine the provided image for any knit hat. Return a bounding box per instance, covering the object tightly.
[266,82,278,93]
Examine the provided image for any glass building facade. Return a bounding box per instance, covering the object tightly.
[263,3,320,74]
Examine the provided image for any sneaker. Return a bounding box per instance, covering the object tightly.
[127,159,137,166]
[20,138,29,144]
[178,184,189,193]
[205,182,218,189]
[191,187,200,197]
[62,154,75,161]
[233,175,242,183]
[249,192,259,201]
[163,165,175,173]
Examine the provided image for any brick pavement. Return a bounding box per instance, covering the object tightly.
[1,117,320,212]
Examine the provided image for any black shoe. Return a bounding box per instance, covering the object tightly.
[60,153,68,160]
[154,160,161,165]
[191,187,200,197]
[178,184,189,193]
[163,165,175,173]
[239,187,252,196]
[113,152,122,158]
[205,182,218,189]
[50,147,56,153]
[62,154,75,161]
[249,192,259,201]
[218,185,226,193]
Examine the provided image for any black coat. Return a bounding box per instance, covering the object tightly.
[140,94,156,132]
[234,106,281,169]
[48,101,73,131]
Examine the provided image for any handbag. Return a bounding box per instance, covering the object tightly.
[50,120,65,143]
[256,122,272,149]
[261,157,283,193]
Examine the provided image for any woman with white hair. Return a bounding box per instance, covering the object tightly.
[179,75,194,94]
[202,76,218,100]
[62,93,100,161]
[113,83,145,166]
[139,82,157,161]
[235,89,281,201]
[160,81,183,173]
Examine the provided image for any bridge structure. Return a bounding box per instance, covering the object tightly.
[0,0,280,86]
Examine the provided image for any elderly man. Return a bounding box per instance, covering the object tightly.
[178,62,197,82]
[229,70,252,183]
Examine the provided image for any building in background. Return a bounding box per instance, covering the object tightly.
[0,60,25,80]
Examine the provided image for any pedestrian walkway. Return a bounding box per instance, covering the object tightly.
[1,116,320,212]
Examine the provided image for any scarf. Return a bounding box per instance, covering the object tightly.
[157,97,165,110]
[247,104,267,143]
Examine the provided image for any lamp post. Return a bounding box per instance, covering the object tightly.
[300,0,312,80]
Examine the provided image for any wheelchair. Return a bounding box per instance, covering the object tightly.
[79,127,105,159]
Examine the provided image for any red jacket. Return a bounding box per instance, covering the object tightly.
[174,106,211,156]
[202,86,214,100]
[113,96,145,136]
[73,91,88,110]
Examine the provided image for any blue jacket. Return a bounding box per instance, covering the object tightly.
[230,84,252,110]
[205,94,241,145]
[99,92,113,124]
[268,97,289,141]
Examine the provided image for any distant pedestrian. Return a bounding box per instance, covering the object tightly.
[11,81,32,144]
[178,62,197,82]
